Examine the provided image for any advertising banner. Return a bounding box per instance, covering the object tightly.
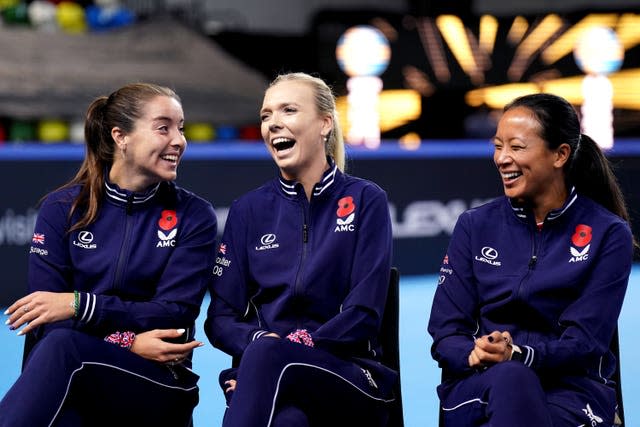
[1,142,639,306]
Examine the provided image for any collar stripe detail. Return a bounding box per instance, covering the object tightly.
[313,165,337,196]
[278,164,338,197]
[510,187,577,222]
[105,182,160,204]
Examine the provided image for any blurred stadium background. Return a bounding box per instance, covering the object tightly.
[1,0,639,425]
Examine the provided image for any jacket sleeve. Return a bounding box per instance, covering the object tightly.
[311,186,393,354]
[427,211,479,376]
[29,196,218,336]
[27,195,76,334]
[83,200,218,332]
[518,221,632,373]
[204,201,264,358]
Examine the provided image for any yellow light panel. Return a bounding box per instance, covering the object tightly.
[465,83,538,108]
[616,13,640,50]
[541,14,619,64]
[507,16,528,45]
[436,15,482,83]
[479,15,498,55]
[336,90,422,133]
[508,14,563,80]
[516,14,564,59]
[465,68,640,110]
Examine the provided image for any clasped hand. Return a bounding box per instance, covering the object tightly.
[468,331,513,368]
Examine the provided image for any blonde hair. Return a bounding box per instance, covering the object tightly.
[269,72,345,171]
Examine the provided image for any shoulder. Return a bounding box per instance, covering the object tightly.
[340,173,387,199]
[165,182,217,222]
[230,180,278,210]
[166,182,213,209]
[458,196,505,223]
[40,184,81,209]
[572,195,632,234]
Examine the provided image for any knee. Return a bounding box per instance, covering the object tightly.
[30,329,93,363]
[272,405,309,427]
[239,337,298,373]
[487,361,542,392]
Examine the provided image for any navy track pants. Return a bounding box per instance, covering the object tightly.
[222,337,394,427]
[0,329,199,427]
[439,361,616,427]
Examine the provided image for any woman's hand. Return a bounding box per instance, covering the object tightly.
[263,332,280,338]
[224,379,237,393]
[4,291,75,335]
[468,331,513,368]
[130,329,204,364]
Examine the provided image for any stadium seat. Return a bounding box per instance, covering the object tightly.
[380,267,405,427]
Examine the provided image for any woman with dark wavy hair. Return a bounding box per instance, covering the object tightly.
[429,93,635,426]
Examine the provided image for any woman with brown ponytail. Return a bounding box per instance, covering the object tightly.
[0,83,217,426]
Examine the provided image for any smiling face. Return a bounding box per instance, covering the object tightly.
[493,106,570,211]
[110,95,186,191]
[260,80,332,183]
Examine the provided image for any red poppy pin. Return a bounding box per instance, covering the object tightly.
[158,210,178,230]
[571,224,592,247]
[336,196,355,218]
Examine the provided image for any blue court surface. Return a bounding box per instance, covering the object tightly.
[1,267,639,426]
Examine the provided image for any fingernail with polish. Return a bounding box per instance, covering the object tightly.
[5,319,10,325]
[4,309,9,315]
[17,330,24,336]
[177,328,185,334]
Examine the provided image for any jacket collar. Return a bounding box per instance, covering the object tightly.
[509,186,578,223]
[278,158,340,199]
[104,179,161,206]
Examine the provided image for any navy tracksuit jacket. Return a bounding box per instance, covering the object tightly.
[428,190,633,426]
[0,180,217,427]
[205,164,397,426]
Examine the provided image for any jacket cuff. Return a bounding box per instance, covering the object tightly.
[510,344,534,367]
[76,292,97,323]
[251,330,270,341]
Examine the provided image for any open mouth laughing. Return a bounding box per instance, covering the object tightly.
[161,154,179,164]
[501,171,522,183]
[272,137,296,152]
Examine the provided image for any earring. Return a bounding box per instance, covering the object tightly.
[323,134,329,143]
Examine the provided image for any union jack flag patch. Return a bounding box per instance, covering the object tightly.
[32,233,45,245]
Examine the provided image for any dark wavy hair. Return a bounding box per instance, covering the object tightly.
[504,93,631,223]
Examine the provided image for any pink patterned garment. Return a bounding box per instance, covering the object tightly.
[285,329,314,347]
[104,331,136,349]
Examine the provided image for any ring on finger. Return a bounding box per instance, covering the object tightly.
[23,306,29,313]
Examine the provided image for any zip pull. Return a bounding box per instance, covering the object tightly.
[303,224,308,243]
[126,194,134,215]
[528,255,537,268]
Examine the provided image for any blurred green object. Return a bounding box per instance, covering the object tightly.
[9,120,36,142]
[1,2,29,25]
